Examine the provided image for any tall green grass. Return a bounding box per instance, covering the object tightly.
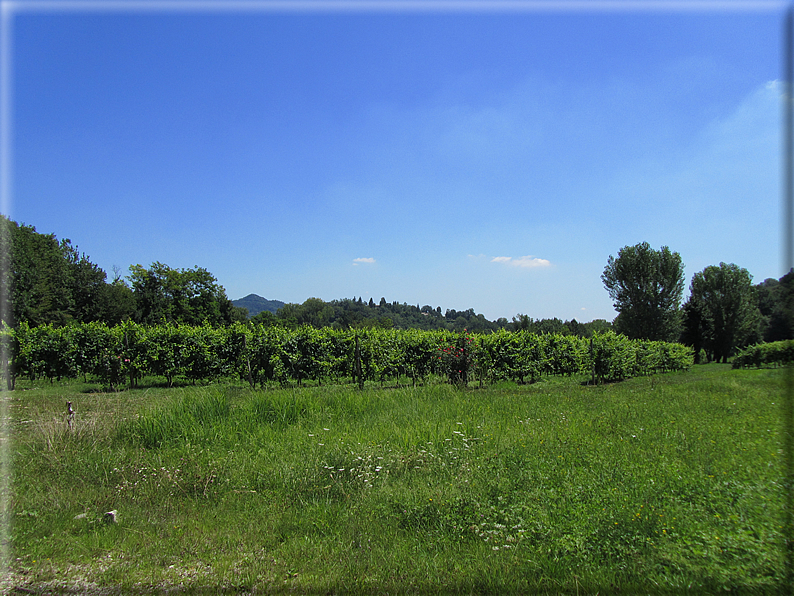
[9,365,787,593]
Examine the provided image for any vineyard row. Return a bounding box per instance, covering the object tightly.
[0,321,694,390]
[731,339,794,369]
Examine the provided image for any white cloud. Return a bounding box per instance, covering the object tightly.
[491,255,551,268]
[513,256,551,268]
[353,257,376,265]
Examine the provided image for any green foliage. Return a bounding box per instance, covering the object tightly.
[244,324,288,387]
[679,294,709,363]
[128,262,238,327]
[0,322,17,389]
[689,263,761,363]
[21,324,74,382]
[99,278,136,325]
[148,324,189,387]
[436,330,474,386]
[732,339,794,369]
[602,242,685,341]
[754,270,794,343]
[399,328,439,385]
[263,296,612,337]
[5,322,693,390]
[2,217,81,327]
[0,217,242,330]
[589,331,634,383]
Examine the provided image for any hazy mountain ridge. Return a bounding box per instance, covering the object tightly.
[232,294,286,317]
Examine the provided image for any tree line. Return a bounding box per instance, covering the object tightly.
[0,216,610,337]
[251,295,613,337]
[603,241,791,363]
[2,216,788,365]
[0,216,246,329]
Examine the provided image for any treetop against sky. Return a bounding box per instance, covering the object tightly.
[3,2,783,322]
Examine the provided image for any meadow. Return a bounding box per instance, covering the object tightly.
[7,364,788,594]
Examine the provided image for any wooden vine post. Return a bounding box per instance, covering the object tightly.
[66,401,75,431]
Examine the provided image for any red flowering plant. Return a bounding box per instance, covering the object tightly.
[437,330,474,388]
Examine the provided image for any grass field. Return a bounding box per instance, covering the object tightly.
[6,365,788,594]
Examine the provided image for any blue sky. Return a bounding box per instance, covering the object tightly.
[3,1,785,322]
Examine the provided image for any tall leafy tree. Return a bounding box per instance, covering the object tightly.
[679,294,709,363]
[128,262,240,327]
[602,242,685,341]
[0,216,127,327]
[756,271,794,342]
[689,262,761,363]
[0,217,12,327]
[128,262,173,325]
[1,217,76,327]
[101,281,136,325]
[297,297,334,328]
[62,240,108,324]
[99,276,136,325]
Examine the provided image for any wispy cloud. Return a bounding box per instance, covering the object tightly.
[353,257,376,265]
[491,255,551,268]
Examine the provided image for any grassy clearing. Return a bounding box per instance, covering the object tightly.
[8,365,787,594]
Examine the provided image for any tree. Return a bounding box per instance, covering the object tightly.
[581,319,613,337]
[0,217,109,327]
[62,241,107,323]
[128,262,173,325]
[100,278,136,325]
[296,297,334,328]
[679,294,709,363]
[0,216,139,327]
[756,271,794,342]
[512,314,532,332]
[250,309,277,327]
[602,242,685,341]
[128,262,237,327]
[4,220,75,326]
[689,262,761,363]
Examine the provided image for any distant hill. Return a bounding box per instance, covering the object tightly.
[232,294,285,318]
[230,294,613,337]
